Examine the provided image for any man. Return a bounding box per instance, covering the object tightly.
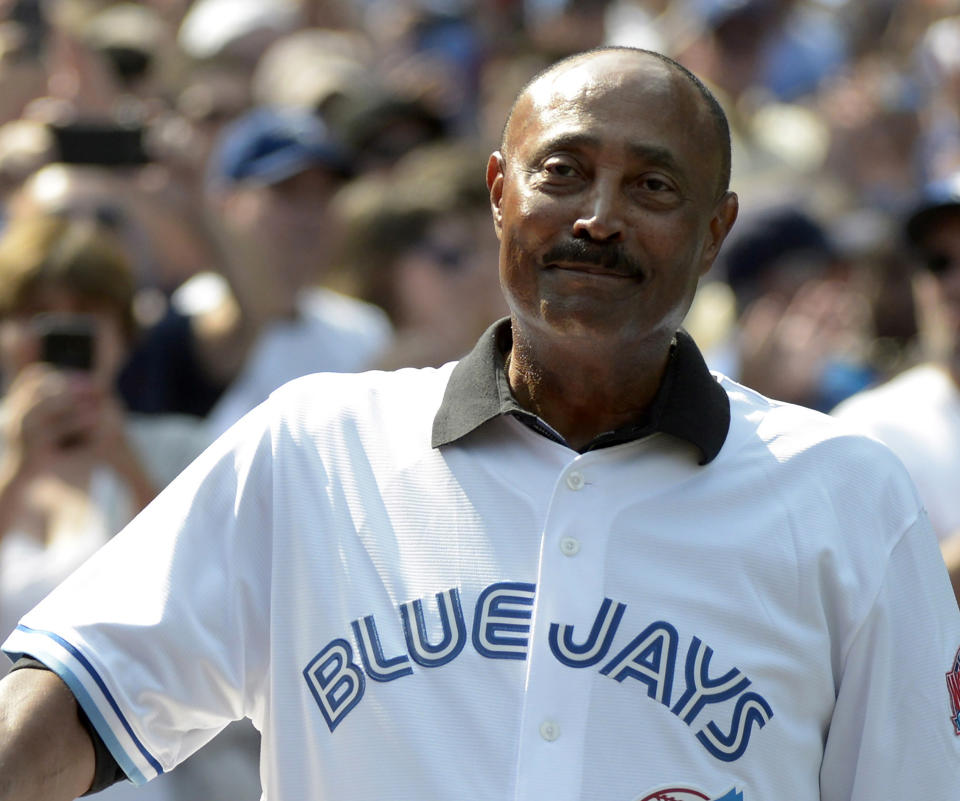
[833,172,960,602]
[335,139,509,369]
[1,48,958,801]
[118,106,392,431]
[713,202,876,412]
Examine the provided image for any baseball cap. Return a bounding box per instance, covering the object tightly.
[207,107,354,188]
[718,203,836,306]
[904,171,960,246]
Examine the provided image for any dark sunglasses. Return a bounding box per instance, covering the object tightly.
[922,252,960,276]
[416,243,469,273]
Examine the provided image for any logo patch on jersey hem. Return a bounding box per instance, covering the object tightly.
[637,786,742,801]
[947,646,960,735]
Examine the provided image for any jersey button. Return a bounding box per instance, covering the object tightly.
[559,536,581,556]
[539,720,561,741]
[565,471,585,490]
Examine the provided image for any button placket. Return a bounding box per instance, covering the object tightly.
[514,456,606,799]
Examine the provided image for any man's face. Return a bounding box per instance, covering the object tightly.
[915,208,960,371]
[247,167,340,259]
[219,166,342,315]
[487,52,737,346]
[394,210,507,331]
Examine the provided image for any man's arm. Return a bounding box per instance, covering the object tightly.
[0,668,94,801]
[820,512,960,799]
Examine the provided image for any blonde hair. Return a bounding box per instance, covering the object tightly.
[0,214,136,337]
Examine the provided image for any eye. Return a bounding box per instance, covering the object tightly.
[541,156,580,179]
[632,173,684,208]
[639,175,674,192]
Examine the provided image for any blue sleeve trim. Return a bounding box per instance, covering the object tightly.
[13,624,164,781]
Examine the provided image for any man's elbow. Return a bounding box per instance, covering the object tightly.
[0,667,95,801]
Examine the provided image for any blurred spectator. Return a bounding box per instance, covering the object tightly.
[0,0,951,430]
[833,171,960,603]
[250,27,376,117]
[24,0,128,125]
[707,201,877,411]
[672,0,793,105]
[0,214,209,624]
[339,88,450,174]
[830,206,921,381]
[8,163,185,294]
[0,215,208,801]
[524,0,609,54]
[0,14,49,126]
[177,0,300,71]
[124,106,391,432]
[334,139,506,368]
[915,14,960,181]
[79,2,183,104]
[166,64,252,176]
[816,55,921,214]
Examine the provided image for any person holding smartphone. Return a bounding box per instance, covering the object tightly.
[0,214,209,686]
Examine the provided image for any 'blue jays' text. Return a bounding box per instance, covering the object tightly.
[302,581,773,763]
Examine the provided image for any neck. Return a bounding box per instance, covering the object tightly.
[507,320,673,451]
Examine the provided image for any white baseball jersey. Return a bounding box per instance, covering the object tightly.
[5,323,960,801]
[832,362,960,540]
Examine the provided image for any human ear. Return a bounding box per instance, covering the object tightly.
[699,191,739,276]
[486,151,505,238]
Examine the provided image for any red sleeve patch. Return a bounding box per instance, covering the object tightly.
[947,646,960,735]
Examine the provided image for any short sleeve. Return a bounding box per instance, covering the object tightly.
[820,511,960,799]
[1,400,276,786]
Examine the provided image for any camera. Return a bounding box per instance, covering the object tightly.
[33,314,95,371]
[48,121,151,167]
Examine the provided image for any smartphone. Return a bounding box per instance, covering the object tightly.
[48,121,150,167]
[34,315,95,371]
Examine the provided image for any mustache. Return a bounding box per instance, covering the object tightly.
[541,239,645,277]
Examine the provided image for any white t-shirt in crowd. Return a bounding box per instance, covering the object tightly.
[173,272,392,437]
[833,362,960,540]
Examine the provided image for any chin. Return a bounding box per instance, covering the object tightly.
[536,309,645,344]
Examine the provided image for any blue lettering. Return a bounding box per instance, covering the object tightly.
[671,637,750,724]
[303,638,365,732]
[472,582,535,660]
[599,621,678,706]
[400,588,467,667]
[549,597,626,667]
[351,615,413,682]
[697,692,773,762]
[305,580,774,763]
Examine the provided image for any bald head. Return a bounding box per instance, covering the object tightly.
[501,47,732,197]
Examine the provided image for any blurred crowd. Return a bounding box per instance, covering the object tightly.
[2,0,960,798]
[0,0,956,416]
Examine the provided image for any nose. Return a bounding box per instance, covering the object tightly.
[927,253,960,300]
[939,272,960,310]
[571,179,625,243]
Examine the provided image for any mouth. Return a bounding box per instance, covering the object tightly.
[546,261,645,281]
[541,240,646,282]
